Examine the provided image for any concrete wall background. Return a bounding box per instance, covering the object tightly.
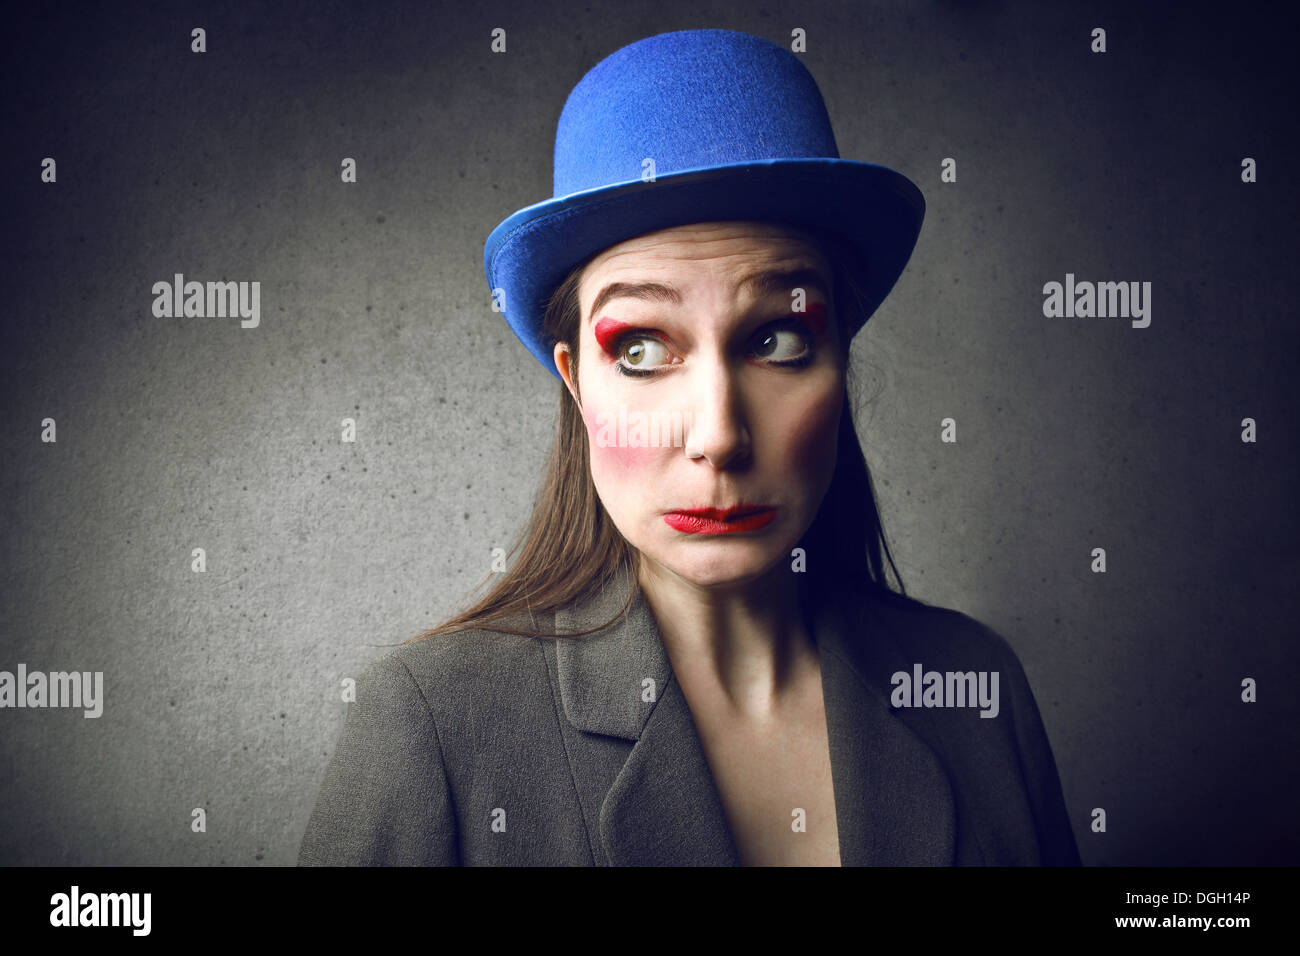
[2,0,1296,865]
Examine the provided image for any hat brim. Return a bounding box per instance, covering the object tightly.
[483,158,925,379]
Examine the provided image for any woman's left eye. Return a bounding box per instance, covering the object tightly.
[751,327,811,363]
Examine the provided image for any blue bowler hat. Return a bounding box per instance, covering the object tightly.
[483,28,925,379]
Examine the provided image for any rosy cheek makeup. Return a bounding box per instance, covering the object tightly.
[783,382,842,467]
[580,403,662,474]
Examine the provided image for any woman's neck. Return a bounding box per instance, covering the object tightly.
[635,557,817,719]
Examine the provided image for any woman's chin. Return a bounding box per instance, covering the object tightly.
[645,540,790,590]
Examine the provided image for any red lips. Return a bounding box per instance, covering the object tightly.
[663,505,777,535]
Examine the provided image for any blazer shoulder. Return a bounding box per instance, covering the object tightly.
[377,621,552,682]
[358,616,562,731]
[862,590,1025,673]
[298,619,562,866]
[860,590,1081,865]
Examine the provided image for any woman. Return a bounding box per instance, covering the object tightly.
[298,28,1080,866]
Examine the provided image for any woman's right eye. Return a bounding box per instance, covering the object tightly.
[617,336,673,376]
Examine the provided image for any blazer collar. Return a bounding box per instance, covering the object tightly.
[554,575,955,866]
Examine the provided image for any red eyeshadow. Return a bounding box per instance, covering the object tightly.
[800,302,827,335]
[593,317,632,355]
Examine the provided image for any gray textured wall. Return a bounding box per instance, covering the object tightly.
[2,0,1295,866]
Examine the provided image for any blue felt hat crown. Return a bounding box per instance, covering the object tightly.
[483,28,925,379]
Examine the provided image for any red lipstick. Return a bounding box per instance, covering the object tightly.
[663,505,777,535]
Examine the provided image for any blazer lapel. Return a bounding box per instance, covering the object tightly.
[555,574,955,866]
[813,590,957,865]
[555,572,739,865]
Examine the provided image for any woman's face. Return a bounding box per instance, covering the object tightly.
[554,221,847,591]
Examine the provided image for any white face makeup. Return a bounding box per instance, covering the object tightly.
[554,221,846,591]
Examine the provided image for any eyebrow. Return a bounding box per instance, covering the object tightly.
[586,266,831,325]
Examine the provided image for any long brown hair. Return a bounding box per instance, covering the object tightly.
[404,225,907,643]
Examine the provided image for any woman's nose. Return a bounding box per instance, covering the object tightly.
[682,361,751,468]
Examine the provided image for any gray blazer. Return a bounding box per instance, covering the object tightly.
[297,579,1081,866]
